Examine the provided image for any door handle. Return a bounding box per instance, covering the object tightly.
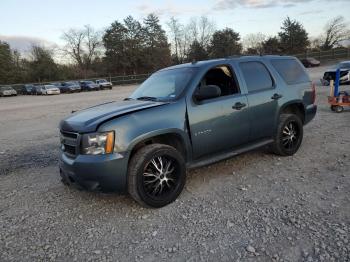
[271,93,283,100]
[232,102,246,110]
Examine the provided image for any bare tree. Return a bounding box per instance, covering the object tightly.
[309,37,322,50]
[61,25,102,70]
[168,16,215,63]
[84,25,102,68]
[167,17,183,63]
[167,17,192,63]
[243,33,266,54]
[321,16,350,50]
[187,16,215,48]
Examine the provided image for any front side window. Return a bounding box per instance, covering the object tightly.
[239,61,273,92]
[194,65,240,100]
[130,68,196,101]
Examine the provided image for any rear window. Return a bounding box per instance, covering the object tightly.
[271,59,310,85]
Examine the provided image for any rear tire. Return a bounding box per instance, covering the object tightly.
[128,144,186,208]
[271,114,303,156]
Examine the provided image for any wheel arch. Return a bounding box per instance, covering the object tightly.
[279,100,306,124]
[127,129,192,165]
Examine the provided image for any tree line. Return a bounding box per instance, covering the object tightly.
[1,15,349,85]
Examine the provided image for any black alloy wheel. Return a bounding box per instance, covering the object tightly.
[128,144,186,208]
[272,114,303,156]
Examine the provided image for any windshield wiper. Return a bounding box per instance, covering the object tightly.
[136,96,158,101]
[124,97,134,101]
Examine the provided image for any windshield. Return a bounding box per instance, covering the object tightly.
[66,82,78,86]
[98,79,107,83]
[85,81,94,84]
[45,85,56,89]
[130,68,196,101]
[338,62,350,69]
[1,86,13,91]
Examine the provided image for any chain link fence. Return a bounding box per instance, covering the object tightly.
[293,48,350,62]
[3,73,152,95]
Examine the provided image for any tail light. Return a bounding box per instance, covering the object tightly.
[311,81,316,105]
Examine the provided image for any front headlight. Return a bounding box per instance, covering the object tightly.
[81,131,115,155]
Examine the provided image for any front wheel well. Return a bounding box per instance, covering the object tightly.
[280,103,305,124]
[129,133,187,163]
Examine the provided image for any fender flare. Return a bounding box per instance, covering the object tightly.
[126,128,192,162]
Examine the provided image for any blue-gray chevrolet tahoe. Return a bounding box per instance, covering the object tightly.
[59,56,317,208]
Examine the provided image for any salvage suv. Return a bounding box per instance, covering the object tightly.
[59,56,317,208]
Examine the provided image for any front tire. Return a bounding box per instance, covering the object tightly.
[272,114,303,156]
[128,144,186,208]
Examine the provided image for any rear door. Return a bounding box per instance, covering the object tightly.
[187,64,251,159]
[237,60,280,140]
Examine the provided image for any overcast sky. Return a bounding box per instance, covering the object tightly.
[0,0,349,53]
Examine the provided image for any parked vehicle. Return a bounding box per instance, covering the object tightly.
[22,84,36,95]
[60,82,81,93]
[51,82,63,88]
[300,57,320,68]
[59,56,317,208]
[323,61,350,85]
[33,85,44,95]
[41,85,61,95]
[80,81,100,91]
[96,79,113,90]
[0,86,17,97]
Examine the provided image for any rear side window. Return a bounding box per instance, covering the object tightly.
[239,62,273,92]
[271,59,310,85]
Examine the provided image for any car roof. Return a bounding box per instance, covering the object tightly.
[159,55,296,72]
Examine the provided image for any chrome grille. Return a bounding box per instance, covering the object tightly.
[60,131,79,158]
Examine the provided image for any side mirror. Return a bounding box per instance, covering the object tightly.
[194,85,221,101]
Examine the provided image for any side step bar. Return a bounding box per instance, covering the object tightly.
[187,139,273,169]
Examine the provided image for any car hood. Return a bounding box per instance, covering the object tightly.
[59,100,168,133]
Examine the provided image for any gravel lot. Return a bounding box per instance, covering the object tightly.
[0,65,349,261]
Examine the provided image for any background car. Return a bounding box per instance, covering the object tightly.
[41,85,61,95]
[96,79,113,90]
[300,57,320,68]
[22,84,36,95]
[33,85,44,95]
[80,81,100,91]
[60,81,81,93]
[0,86,17,97]
[322,61,350,85]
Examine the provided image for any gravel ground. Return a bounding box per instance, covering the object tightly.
[0,65,349,261]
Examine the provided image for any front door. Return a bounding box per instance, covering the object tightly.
[187,65,251,159]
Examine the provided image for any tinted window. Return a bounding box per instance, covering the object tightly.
[240,62,273,92]
[271,59,310,85]
[338,62,350,69]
